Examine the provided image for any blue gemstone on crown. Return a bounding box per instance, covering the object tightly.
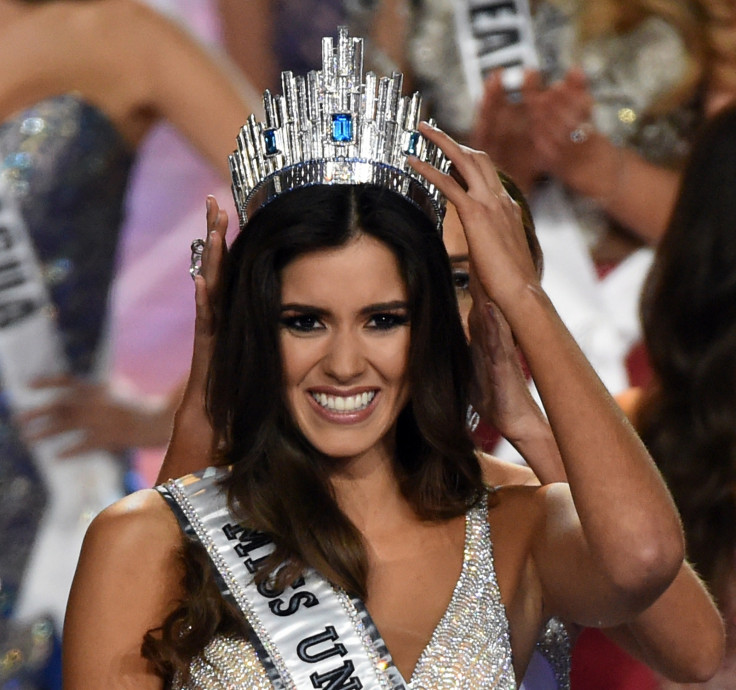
[331,114,353,143]
[263,129,278,155]
[405,131,420,156]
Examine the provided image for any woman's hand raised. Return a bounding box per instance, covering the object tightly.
[156,195,228,483]
[409,122,539,314]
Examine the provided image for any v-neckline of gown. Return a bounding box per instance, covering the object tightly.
[367,497,480,686]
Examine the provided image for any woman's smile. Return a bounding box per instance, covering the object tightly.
[308,388,379,420]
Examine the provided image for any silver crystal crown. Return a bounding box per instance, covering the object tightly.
[229,26,450,231]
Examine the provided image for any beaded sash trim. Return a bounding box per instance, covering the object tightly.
[160,468,408,690]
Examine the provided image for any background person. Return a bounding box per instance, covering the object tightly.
[345,0,717,400]
[573,100,736,690]
[0,0,257,684]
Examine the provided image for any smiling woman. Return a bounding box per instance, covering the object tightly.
[61,27,719,690]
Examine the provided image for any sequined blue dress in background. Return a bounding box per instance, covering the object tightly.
[0,94,134,688]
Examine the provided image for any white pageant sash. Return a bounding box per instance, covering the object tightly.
[164,469,408,690]
[454,0,539,100]
[0,181,123,627]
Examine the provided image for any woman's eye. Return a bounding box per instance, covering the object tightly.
[367,312,410,330]
[280,314,323,332]
[452,269,470,294]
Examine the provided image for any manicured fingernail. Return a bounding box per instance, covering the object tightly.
[206,197,212,213]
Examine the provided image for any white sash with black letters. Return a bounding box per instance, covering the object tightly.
[162,469,408,690]
[454,0,539,101]
[0,180,123,627]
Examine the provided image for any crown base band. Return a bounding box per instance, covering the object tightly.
[240,159,445,229]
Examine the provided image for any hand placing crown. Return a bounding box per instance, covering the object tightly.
[229,26,451,231]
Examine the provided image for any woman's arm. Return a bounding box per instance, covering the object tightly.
[123,0,260,179]
[63,490,182,689]
[530,68,681,244]
[479,378,723,679]
[608,562,726,682]
[216,0,277,92]
[411,122,684,626]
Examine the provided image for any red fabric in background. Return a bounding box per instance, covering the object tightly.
[625,341,653,390]
[571,629,659,690]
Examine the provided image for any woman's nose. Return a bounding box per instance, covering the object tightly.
[321,329,366,382]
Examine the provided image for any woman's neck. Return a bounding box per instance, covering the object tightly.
[328,444,415,534]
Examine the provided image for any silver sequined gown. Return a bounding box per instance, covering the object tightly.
[162,468,569,689]
[0,94,134,685]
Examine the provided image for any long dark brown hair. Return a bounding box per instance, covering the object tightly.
[143,184,484,678]
[638,105,736,602]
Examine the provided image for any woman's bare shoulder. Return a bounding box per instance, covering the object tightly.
[65,493,185,685]
[81,488,181,569]
[67,489,184,636]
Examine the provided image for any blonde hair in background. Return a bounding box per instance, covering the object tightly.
[549,0,708,115]
[698,0,736,99]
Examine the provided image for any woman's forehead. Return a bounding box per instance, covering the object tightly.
[280,235,408,302]
[442,204,468,257]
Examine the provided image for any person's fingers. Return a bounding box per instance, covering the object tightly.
[201,196,217,278]
[20,400,84,440]
[565,66,588,91]
[521,68,543,95]
[193,274,214,342]
[545,74,593,135]
[471,72,504,149]
[478,70,505,121]
[429,121,502,194]
[408,154,466,209]
[204,212,227,298]
[411,122,504,206]
[23,420,67,442]
[17,401,66,426]
[186,275,214,400]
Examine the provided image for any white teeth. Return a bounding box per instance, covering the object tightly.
[312,391,376,413]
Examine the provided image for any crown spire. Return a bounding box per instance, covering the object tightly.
[229,26,450,230]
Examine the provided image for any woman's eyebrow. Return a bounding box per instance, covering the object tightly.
[359,301,410,315]
[280,301,409,317]
[280,303,329,316]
